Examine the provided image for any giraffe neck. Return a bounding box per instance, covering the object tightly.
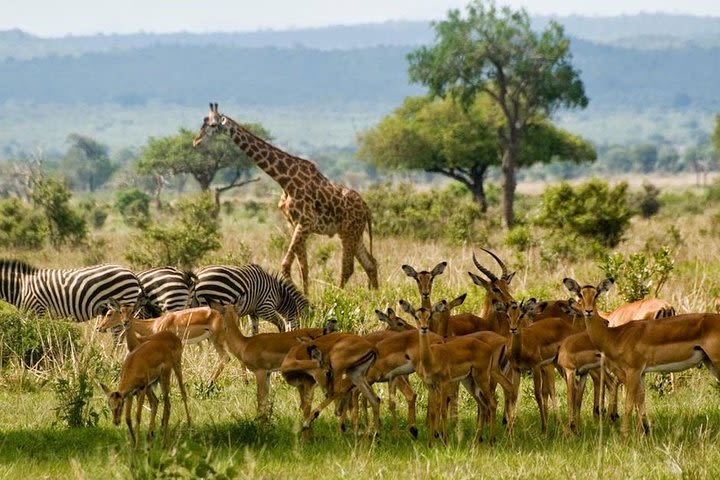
[221,116,315,191]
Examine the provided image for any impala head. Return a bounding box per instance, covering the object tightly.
[399,300,431,333]
[375,307,414,331]
[322,317,338,335]
[193,102,225,147]
[429,293,467,327]
[99,383,125,426]
[96,299,133,333]
[402,261,447,304]
[493,298,537,335]
[468,248,516,305]
[563,277,614,318]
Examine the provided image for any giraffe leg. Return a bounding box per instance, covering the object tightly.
[339,236,358,289]
[355,242,379,290]
[281,224,310,294]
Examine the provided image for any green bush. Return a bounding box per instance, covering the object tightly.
[364,182,484,245]
[30,177,87,248]
[635,182,661,218]
[125,194,221,269]
[598,247,674,302]
[0,198,46,249]
[0,307,82,369]
[79,199,109,229]
[535,179,632,248]
[115,188,151,228]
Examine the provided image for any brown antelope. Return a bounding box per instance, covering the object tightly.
[402,261,447,309]
[99,330,191,448]
[564,277,720,436]
[217,303,334,419]
[405,304,510,443]
[497,298,584,434]
[556,330,619,434]
[281,332,380,437]
[467,248,517,335]
[97,301,228,386]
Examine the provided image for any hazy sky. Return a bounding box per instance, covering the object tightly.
[4,0,720,37]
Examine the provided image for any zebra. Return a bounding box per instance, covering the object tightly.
[0,258,141,322]
[194,264,309,334]
[136,267,198,317]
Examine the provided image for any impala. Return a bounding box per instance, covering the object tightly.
[404,303,509,443]
[564,277,720,436]
[100,330,191,448]
[97,300,226,386]
[216,303,334,419]
[281,332,380,437]
[497,298,583,434]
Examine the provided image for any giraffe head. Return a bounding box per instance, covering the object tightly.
[193,102,225,147]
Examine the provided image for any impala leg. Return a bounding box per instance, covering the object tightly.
[622,369,642,437]
[565,369,578,434]
[125,394,137,447]
[395,376,418,438]
[531,366,548,434]
[159,374,172,447]
[173,362,191,427]
[255,370,271,419]
[145,387,159,447]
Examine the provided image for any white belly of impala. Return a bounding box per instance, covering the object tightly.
[644,349,705,373]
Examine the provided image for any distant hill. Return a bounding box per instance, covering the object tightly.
[0,14,718,154]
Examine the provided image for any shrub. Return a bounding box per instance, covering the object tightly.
[125,194,221,269]
[0,198,46,249]
[115,188,151,228]
[79,199,109,229]
[598,247,675,302]
[30,177,87,248]
[52,347,103,429]
[636,182,661,218]
[535,179,632,248]
[0,307,82,369]
[364,182,484,244]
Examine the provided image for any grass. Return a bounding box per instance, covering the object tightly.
[3,183,720,478]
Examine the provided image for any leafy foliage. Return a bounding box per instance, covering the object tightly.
[407,0,589,226]
[535,179,632,248]
[129,440,237,480]
[61,133,116,192]
[0,306,81,369]
[115,188,151,228]
[124,194,221,269]
[30,176,87,248]
[0,198,46,249]
[598,247,675,302]
[363,182,487,245]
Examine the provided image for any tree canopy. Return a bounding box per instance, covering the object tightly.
[407,0,589,227]
[136,125,271,214]
[357,94,595,211]
[62,133,116,192]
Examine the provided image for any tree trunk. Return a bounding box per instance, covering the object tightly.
[470,179,487,213]
[501,139,518,229]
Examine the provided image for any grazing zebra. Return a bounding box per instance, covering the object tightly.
[136,267,198,316]
[195,264,309,333]
[0,258,141,322]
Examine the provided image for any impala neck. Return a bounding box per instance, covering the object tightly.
[509,326,522,360]
[222,312,250,358]
[583,309,614,352]
[417,328,434,373]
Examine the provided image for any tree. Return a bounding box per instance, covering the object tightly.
[137,127,268,215]
[62,134,116,192]
[30,176,87,248]
[712,114,720,154]
[408,0,589,227]
[358,94,594,212]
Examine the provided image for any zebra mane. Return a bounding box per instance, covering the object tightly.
[264,267,309,312]
[0,258,38,274]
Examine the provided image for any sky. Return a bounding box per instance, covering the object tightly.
[3,0,720,37]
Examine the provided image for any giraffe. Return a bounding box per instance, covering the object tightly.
[193,103,378,295]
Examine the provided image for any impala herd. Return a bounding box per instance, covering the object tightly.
[96,248,720,448]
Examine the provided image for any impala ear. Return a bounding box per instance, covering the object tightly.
[386,307,396,317]
[505,271,516,284]
[492,300,507,312]
[399,299,415,317]
[597,278,614,295]
[449,293,467,308]
[401,265,418,279]
[375,309,389,323]
[432,300,447,313]
[563,278,581,295]
[431,261,448,277]
[99,382,112,398]
[468,271,488,288]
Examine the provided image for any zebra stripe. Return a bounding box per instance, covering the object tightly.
[0,259,141,322]
[137,267,198,316]
[195,264,309,333]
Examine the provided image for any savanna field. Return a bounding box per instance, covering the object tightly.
[3,179,720,479]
